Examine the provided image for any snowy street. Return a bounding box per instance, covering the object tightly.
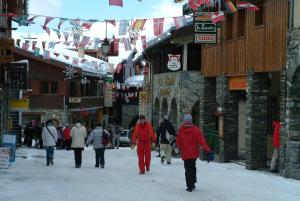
[1,148,300,201]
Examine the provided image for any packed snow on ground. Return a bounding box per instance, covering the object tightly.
[0,148,300,201]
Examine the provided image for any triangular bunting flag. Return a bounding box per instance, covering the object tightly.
[34,48,40,56]
[42,26,51,36]
[79,36,90,48]
[43,17,54,28]
[27,15,38,25]
[119,20,129,36]
[52,29,61,39]
[173,16,186,29]
[63,32,69,43]
[58,18,67,30]
[132,19,147,30]
[107,19,116,26]
[153,18,164,36]
[82,20,96,30]
[32,41,37,50]
[22,40,30,50]
[109,0,123,7]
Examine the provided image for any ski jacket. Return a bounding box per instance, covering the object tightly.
[42,125,58,147]
[176,123,211,160]
[86,127,110,149]
[132,121,156,145]
[71,123,87,148]
[156,120,176,144]
[272,121,281,148]
[63,127,71,140]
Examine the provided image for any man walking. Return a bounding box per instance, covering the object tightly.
[131,115,156,174]
[156,115,176,164]
[176,114,214,192]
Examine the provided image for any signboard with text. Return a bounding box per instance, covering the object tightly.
[193,12,217,44]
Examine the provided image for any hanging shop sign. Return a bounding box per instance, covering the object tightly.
[9,99,29,111]
[193,12,217,44]
[228,75,247,90]
[167,54,181,71]
[69,97,81,103]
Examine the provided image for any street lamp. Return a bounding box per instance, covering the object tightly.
[101,38,110,55]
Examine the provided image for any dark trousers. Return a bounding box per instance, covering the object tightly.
[73,148,83,166]
[45,146,54,164]
[64,140,71,150]
[184,159,197,188]
[95,148,105,166]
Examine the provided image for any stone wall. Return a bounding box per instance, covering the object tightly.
[152,71,202,129]
[246,71,269,170]
[122,105,139,129]
[280,28,300,179]
[216,74,238,162]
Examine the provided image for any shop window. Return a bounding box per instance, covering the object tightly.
[255,0,264,26]
[226,14,233,41]
[51,81,57,94]
[237,9,246,37]
[40,81,49,94]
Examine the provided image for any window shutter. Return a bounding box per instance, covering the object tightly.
[31,80,40,95]
[57,80,66,96]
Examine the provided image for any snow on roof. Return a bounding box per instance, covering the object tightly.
[13,38,111,77]
[124,75,144,87]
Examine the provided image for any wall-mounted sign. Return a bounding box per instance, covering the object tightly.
[167,54,181,71]
[194,33,217,44]
[9,99,29,110]
[139,90,149,104]
[195,22,217,33]
[228,75,247,90]
[69,97,81,103]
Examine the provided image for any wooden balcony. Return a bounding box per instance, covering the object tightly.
[30,95,64,109]
[66,96,104,111]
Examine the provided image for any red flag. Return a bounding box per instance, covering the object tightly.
[173,16,186,29]
[116,64,123,74]
[153,18,164,36]
[42,26,51,36]
[32,41,37,50]
[237,2,259,11]
[188,0,204,11]
[141,36,147,49]
[82,20,96,30]
[212,11,225,24]
[109,0,123,7]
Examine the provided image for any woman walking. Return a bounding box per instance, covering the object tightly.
[86,123,110,168]
[42,119,58,166]
[71,120,87,168]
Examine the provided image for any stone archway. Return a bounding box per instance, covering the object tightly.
[153,98,160,129]
[169,98,178,129]
[161,98,168,122]
[191,100,200,127]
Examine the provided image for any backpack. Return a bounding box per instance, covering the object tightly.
[102,129,110,146]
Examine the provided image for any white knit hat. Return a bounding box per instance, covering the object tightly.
[183,114,193,123]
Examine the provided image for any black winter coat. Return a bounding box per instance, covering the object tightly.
[156,120,176,144]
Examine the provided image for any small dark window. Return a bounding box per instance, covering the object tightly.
[40,81,49,94]
[226,14,233,40]
[187,43,201,71]
[237,9,246,37]
[51,81,57,94]
[70,81,76,96]
[255,1,264,26]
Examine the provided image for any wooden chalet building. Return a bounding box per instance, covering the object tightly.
[145,0,300,180]
[12,47,105,130]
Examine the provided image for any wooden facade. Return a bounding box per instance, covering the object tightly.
[12,48,104,110]
[202,0,289,77]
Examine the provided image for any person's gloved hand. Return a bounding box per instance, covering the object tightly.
[206,151,215,163]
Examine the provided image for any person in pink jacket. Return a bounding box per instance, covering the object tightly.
[176,114,214,192]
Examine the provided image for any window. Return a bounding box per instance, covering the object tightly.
[70,81,77,96]
[226,14,233,40]
[40,81,49,94]
[187,43,201,71]
[51,81,57,94]
[237,9,246,37]
[255,0,264,26]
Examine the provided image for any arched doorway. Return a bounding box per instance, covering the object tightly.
[169,98,178,129]
[191,100,200,127]
[161,98,168,122]
[153,98,160,129]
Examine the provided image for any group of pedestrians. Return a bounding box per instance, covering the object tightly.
[130,114,214,192]
[40,114,215,192]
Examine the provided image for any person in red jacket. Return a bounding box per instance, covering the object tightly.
[176,114,213,192]
[132,115,156,174]
[63,125,71,150]
[270,120,281,173]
